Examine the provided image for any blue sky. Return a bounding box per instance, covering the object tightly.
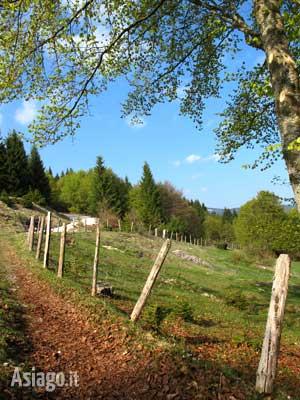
[0,45,293,208]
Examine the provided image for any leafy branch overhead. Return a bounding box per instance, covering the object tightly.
[0,0,299,172]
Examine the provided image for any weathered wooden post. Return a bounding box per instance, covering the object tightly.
[184,235,187,243]
[43,212,51,268]
[175,232,178,241]
[91,221,101,296]
[190,234,192,244]
[106,219,109,230]
[131,221,134,233]
[154,228,158,237]
[162,229,166,239]
[131,239,172,322]
[118,219,121,232]
[36,216,45,260]
[170,231,174,240]
[57,223,66,278]
[256,254,291,395]
[28,216,35,251]
[36,216,41,235]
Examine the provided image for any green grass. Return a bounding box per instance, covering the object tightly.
[7,230,300,399]
[21,230,300,346]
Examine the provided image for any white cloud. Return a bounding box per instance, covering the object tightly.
[125,116,146,129]
[185,154,201,164]
[172,153,220,168]
[15,100,37,125]
[172,160,181,167]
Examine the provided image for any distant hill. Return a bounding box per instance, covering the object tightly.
[207,205,294,215]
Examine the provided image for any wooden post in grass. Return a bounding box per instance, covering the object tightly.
[28,216,35,251]
[37,216,41,235]
[91,221,101,296]
[106,219,109,230]
[170,231,173,240]
[36,216,45,260]
[155,228,158,237]
[57,223,66,278]
[131,221,134,233]
[256,254,291,395]
[131,239,172,322]
[189,234,192,244]
[118,219,121,232]
[43,212,51,268]
[162,229,166,239]
[175,232,178,241]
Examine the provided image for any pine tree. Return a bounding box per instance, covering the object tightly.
[222,208,235,224]
[28,146,51,201]
[0,138,7,192]
[138,162,162,226]
[5,131,29,195]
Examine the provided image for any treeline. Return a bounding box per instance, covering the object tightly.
[0,131,50,205]
[2,132,298,258]
[234,191,300,258]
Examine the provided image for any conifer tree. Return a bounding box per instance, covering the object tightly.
[137,162,162,226]
[0,138,7,192]
[5,131,29,195]
[28,146,51,201]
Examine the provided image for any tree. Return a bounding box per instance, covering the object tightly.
[158,182,205,237]
[234,191,286,253]
[5,131,29,196]
[222,208,236,224]
[135,162,163,226]
[58,170,94,213]
[0,138,7,192]
[91,156,130,218]
[0,2,299,208]
[28,146,51,201]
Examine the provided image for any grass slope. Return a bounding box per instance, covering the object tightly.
[8,229,300,398]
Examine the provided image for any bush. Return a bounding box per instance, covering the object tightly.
[216,242,228,250]
[21,189,46,208]
[0,190,13,207]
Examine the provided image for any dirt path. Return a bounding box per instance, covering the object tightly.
[1,240,206,400]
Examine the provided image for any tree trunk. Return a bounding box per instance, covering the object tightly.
[255,0,300,210]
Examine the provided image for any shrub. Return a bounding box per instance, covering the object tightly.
[21,189,46,208]
[216,242,228,250]
[0,190,13,207]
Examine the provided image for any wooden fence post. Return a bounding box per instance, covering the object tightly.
[91,221,101,296]
[118,219,121,232]
[28,216,35,251]
[130,239,172,322]
[36,216,45,260]
[170,231,174,240]
[256,254,291,395]
[175,232,178,241]
[155,228,158,237]
[37,216,41,235]
[162,229,166,239]
[43,212,51,268]
[131,221,134,233]
[57,223,66,278]
[190,234,192,244]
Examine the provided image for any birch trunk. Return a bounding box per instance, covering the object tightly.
[255,0,300,210]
